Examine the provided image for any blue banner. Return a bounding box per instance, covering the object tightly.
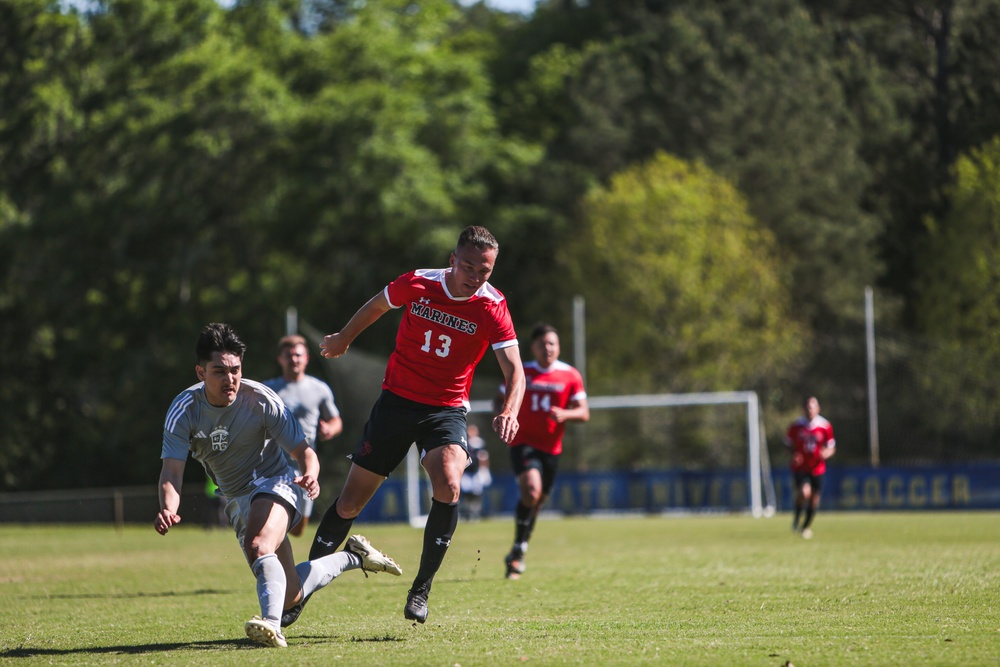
[356,463,1000,522]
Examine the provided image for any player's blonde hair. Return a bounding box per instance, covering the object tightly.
[277,334,308,355]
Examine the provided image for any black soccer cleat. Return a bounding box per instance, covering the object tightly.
[404,585,430,624]
[281,593,311,628]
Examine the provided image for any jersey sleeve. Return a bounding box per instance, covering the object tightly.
[569,369,587,402]
[488,299,518,349]
[161,393,193,461]
[258,385,307,453]
[384,271,415,309]
[824,423,836,448]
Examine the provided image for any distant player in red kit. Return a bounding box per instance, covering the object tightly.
[785,396,836,539]
[305,226,526,625]
[496,323,589,579]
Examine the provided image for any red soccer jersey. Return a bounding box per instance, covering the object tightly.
[382,268,517,408]
[785,416,836,475]
[507,360,587,455]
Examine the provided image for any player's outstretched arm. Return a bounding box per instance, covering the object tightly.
[321,291,392,359]
[155,458,186,535]
[492,346,525,444]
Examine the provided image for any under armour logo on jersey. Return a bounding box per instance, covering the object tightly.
[435,537,451,547]
[419,297,431,304]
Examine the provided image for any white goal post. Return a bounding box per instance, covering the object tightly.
[405,390,777,526]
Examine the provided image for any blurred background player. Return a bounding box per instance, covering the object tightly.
[309,225,525,624]
[784,395,836,539]
[156,323,399,648]
[459,423,492,521]
[265,334,343,537]
[496,323,589,580]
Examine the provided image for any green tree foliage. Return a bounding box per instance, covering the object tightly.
[916,137,1000,349]
[0,0,532,490]
[568,152,805,395]
[488,0,880,328]
[902,138,1000,455]
[802,0,1000,319]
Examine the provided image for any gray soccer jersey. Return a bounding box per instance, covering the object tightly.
[262,375,339,447]
[162,378,306,498]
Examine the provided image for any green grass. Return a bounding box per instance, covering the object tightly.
[1,512,997,666]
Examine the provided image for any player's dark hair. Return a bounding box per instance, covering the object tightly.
[197,323,247,364]
[531,322,558,341]
[457,226,499,253]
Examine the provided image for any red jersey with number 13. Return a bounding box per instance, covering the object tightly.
[508,360,587,455]
[383,268,517,408]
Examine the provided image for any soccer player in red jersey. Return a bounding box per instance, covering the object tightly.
[306,226,526,624]
[784,396,836,539]
[496,323,589,579]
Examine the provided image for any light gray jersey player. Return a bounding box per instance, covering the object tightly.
[154,323,401,649]
[262,375,339,452]
[264,334,344,537]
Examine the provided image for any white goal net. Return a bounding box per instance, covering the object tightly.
[406,391,777,526]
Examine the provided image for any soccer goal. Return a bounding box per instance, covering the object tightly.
[405,391,777,526]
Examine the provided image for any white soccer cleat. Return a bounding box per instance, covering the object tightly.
[346,534,403,576]
[245,616,288,648]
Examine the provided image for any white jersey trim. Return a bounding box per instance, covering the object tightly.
[164,385,199,433]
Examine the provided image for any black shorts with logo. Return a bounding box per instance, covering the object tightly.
[352,390,469,477]
[509,445,561,495]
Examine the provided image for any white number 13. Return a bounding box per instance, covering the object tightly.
[421,330,452,358]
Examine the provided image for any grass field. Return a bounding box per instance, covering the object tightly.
[1,512,997,666]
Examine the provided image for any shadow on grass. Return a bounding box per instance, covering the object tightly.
[34,588,238,600]
[0,634,355,658]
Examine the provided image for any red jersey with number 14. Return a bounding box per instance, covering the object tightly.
[383,268,517,408]
[785,416,836,475]
[508,360,587,455]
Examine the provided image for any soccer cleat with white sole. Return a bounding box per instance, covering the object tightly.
[346,534,402,576]
[504,551,526,580]
[245,616,287,648]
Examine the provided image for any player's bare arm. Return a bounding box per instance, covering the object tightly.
[493,346,526,444]
[317,415,343,441]
[290,442,320,500]
[321,291,392,358]
[155,457,186,535]
[549,397,591,424]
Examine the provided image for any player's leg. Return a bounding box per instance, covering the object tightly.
[243,493,297,647]
[311,391,408,560]
[521,452,558,550]
[404,442,465,623]
[282,533,401,628]
[309,464,384,559]
[792,472,807,531]
[801,474,823,537]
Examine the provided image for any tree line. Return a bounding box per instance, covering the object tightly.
[2,0,998,491]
